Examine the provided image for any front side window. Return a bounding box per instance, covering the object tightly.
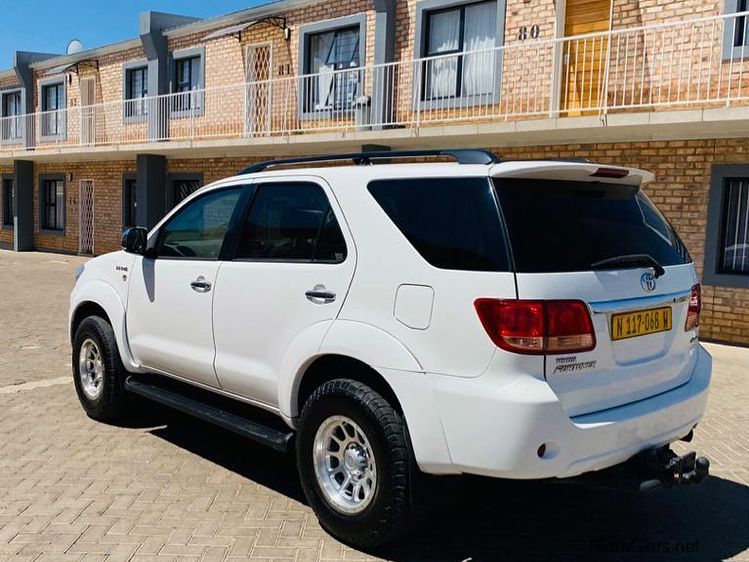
[719,177,749,275]
[41,82,65,137]
[125,66,148,118]
[236,183,347,263]
[368,177,510,271]
[2,178,14,227]
[173,56,202,112]
[156,187,243,259]
[1,91,22,140]
[423,1,497,100]
[41,178,64,231]
[123,178,137,229]
[304,26,362,111]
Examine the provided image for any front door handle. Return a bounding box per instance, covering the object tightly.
[190,276,212,293]
[306,284,336,304]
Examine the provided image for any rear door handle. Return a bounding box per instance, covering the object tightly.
[306,285,336,304]
[190,276,212,293]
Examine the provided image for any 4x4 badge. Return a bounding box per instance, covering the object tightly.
[641,272,657,292]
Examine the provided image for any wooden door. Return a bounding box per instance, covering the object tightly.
[561,0,612,114]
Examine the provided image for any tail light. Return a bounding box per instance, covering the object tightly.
[475,299,596,355]
[685,283,701,332]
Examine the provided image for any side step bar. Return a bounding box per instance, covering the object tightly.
[124,377,294,453]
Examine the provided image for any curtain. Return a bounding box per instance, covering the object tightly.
[426,9,461,98]
[463,1,497,96]
[309,28,361,109]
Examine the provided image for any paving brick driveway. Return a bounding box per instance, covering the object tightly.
[0,250,747,562]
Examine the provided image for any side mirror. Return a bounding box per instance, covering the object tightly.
[121,227,148,255]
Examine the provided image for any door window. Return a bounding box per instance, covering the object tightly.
[236,182,347,263]
[156,187,244,260]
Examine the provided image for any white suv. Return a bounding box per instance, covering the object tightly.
[69,150,711,546]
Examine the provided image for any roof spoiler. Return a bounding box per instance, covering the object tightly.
[490,160,655,186]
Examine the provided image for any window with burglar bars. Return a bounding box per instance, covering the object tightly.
[173,56,202,112]
[304,26,362,111]
[42,178,64,231]
[1,91,22,141]
[422,0,497,101]
[125,67,148,119]
[720,178,749,275]
[172,178,201,208]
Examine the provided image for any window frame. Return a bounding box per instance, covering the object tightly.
[149,184,251,262]
[122,60,149,123]
[723,0,749,60]
[0,88,24,144]
[122,173,137,230]
[229,179,350,265]
[414,0,505,109]
[39,174,65,234]
[169,47,205,118]
[704,164,749,288]
[39,78,67,141]
[1,175,14,229]
[297,14,367,120]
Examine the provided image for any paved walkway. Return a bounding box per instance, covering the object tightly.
[0,250,747,561]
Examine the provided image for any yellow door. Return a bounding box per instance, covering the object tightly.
[562,0,612,114]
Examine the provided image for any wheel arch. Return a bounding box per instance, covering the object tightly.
[70,280,136,370]
[296,354,405,418]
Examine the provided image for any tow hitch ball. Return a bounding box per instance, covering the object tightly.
[637,445,710,492]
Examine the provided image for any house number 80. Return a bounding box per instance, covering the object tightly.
[518,25,540,41]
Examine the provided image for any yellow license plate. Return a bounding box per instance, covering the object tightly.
[611,306,673,341]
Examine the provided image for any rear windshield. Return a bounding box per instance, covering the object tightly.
[368,178,510,272]
[494,179,691,273]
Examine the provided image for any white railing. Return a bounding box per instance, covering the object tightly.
[2,11,749,153]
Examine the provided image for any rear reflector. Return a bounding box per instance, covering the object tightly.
[475,299,596,355]
[591,167,630,179]
[685,283,701,332]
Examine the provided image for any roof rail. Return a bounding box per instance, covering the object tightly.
[239,149,500,175]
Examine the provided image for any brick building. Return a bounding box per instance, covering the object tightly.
[0,0,748,344]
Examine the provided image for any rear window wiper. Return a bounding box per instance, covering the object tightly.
[590,254,666,278]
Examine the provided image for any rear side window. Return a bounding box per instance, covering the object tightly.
[236,182,347,263]
[368,178,510,272]
[494,179,691,273]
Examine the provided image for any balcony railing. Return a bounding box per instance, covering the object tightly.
[2,11,749,154]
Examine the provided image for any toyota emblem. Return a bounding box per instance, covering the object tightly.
[641,272,657,293]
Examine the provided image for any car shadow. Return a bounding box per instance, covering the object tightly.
[140,405,748,562]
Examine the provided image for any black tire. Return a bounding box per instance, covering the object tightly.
[296,379,417,548]
[72,316,129,422]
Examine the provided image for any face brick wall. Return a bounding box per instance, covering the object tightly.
[33,161,135,256]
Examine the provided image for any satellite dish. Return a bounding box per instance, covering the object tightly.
[66,39,84,55]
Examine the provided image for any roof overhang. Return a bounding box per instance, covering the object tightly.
[204,16,289,41]
[43,59,99,76]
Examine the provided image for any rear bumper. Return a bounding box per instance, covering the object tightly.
[424,344,711,479]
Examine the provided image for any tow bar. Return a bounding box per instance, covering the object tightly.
[636,445,710,492]
[564,441,710,493]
